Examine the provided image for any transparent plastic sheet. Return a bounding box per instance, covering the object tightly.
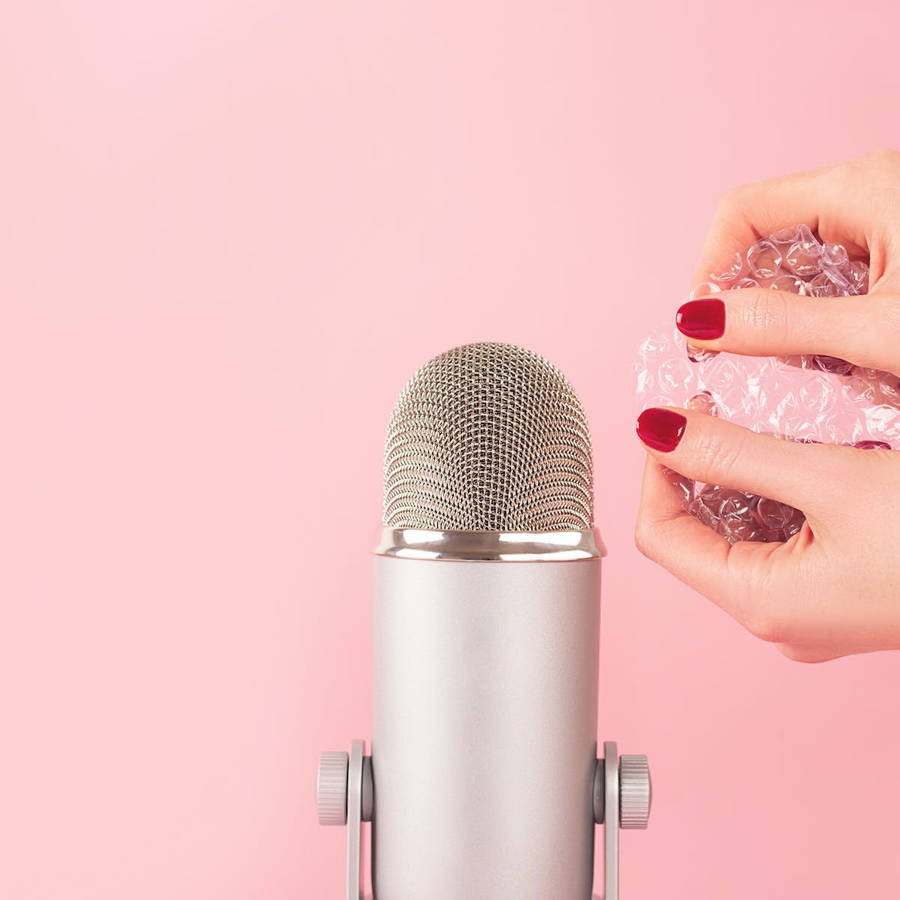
[635,225,898,543]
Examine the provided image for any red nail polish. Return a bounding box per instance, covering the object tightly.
[637,408,687,452]
[676,298,725,340]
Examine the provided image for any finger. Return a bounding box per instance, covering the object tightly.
[635,457,784,636]
[635,406,841,516]
[674,288,900,373]
[691,156,888,288]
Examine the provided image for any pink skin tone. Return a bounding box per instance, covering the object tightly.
[635,149,900,663]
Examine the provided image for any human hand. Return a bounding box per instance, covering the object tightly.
[635,149,900,662]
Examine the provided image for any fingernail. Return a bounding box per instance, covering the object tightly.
[637,408,687,452]
[676,298,725,340]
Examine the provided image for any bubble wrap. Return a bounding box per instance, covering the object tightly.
[636,225,896,544]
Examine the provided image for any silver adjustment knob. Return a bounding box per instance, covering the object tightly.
[317,751,349,825]
[619,754,651,829]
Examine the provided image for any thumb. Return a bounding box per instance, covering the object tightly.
[675,288,900,374]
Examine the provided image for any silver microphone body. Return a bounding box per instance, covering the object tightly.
[371,341,602,900]
[372,535,601,900]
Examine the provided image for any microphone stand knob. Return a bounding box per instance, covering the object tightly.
[317,751,349,826]
[619,754,651,829]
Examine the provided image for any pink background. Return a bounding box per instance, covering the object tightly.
[2,2,900,897]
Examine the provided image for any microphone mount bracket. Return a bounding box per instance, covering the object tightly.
[316,739,650,900]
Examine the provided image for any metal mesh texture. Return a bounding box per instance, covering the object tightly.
[383,343,594,531]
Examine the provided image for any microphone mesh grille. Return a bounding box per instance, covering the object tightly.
[383,343,593,531]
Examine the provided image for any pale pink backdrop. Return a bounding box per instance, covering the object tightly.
[2,2,899,898]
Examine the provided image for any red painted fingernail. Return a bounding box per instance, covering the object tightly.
[637,408,687,452]
[676,298,725,339]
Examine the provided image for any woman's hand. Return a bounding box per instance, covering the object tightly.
[635,149,900,662]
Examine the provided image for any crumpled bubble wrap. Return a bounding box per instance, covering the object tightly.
[636,225,896,543]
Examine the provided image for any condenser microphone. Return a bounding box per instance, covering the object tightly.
[317,343,651,900]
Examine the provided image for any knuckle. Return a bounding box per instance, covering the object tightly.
[743,607,786,644]
[834,148,900,192]
[633,520,657,560]
[859,147,900,168]
[825,159,857,192]
[725,561,789,643]
[741,289,789,341]
[741,568,810,645]
[716,185,749,219]
[692,430,745,485]
[778,644,829,664]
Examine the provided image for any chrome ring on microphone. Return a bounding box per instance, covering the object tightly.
[374,527,606,561]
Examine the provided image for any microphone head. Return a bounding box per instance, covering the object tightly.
[383,342,593,532]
